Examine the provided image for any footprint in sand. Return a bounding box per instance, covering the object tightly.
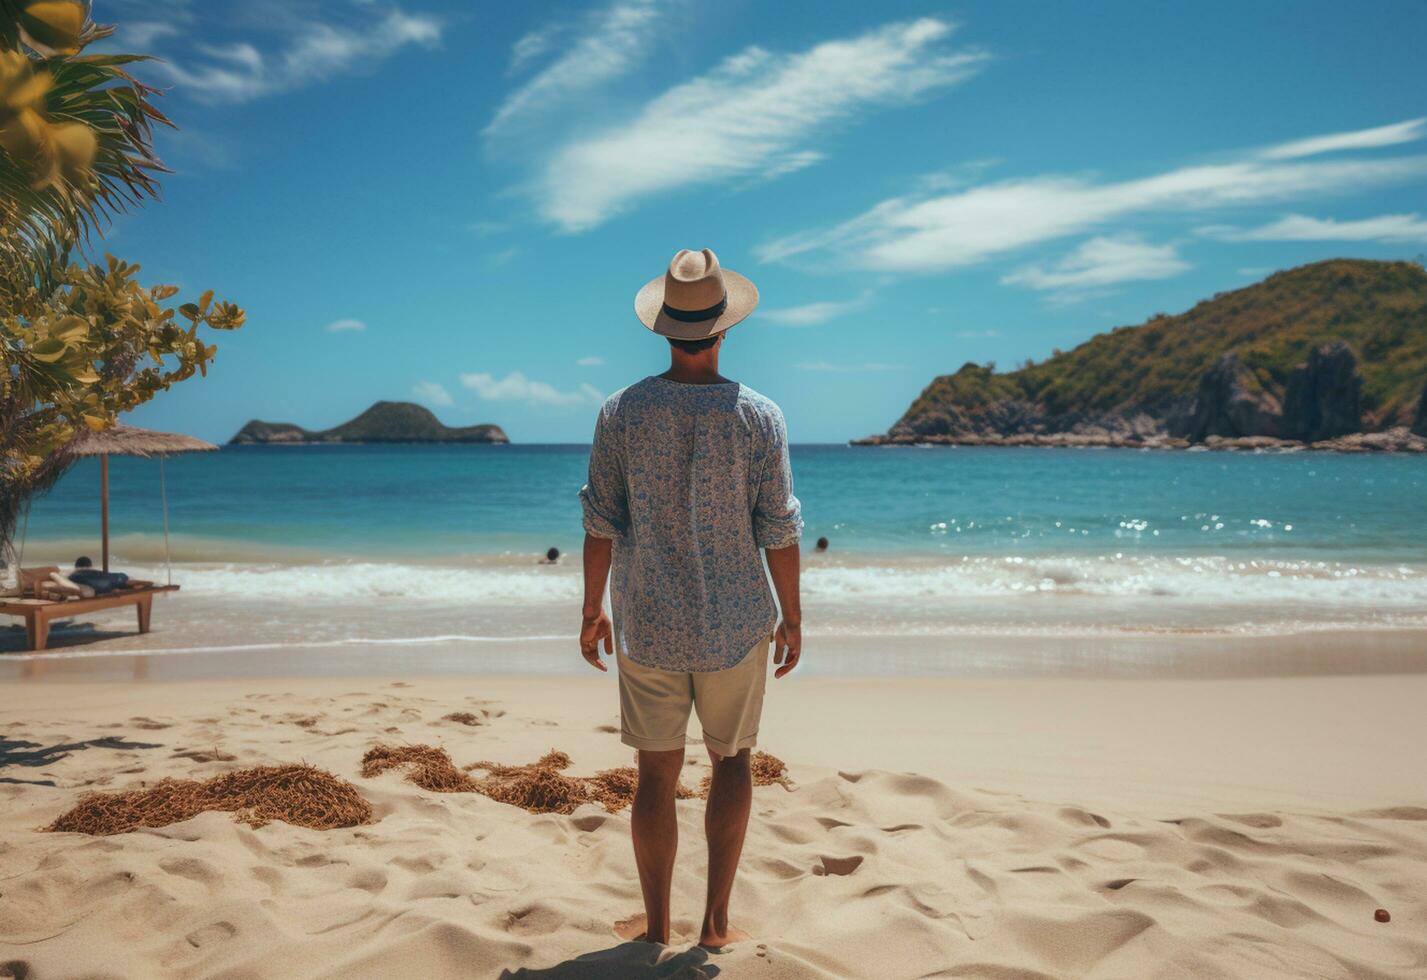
[813,854,863,876]
[129,717,171,730]
[185,921,236,949]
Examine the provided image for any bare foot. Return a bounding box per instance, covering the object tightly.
[614,912,669,944]
[698,923,751,950]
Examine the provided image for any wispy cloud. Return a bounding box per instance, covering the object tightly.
[760,291,873,327]
[576,355,605,366]
[757,120,1427,273]
[1002,236,1190,291]
[487,0,665,136]
[507,26,557,75]
[113,21,181,48]
[533,17,987,232]
[411,380,453,407]
[460,371,604,407]
[325,318,367,333]
[1199,212,1427,244]
[150,7,442,104]
[1258,118,1427,160]
[796,360,902,373]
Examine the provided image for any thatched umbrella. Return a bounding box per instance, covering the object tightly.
[67,424,217,574]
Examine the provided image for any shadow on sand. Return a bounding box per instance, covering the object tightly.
[500,941,720,979]
[1,620,134,655]
[0,736,164,785]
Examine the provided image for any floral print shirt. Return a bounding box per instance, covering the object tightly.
[579,376,803,671]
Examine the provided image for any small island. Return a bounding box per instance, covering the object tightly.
[229,401,509,445]
[857,259,1427,452]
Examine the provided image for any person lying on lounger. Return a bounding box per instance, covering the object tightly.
[68,556,130,595]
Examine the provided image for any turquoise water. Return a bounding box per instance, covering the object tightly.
[20,443,1427,562]
[11,444,1427,646]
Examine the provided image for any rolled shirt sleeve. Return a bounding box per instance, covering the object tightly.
[579,399,629,539]
[752,405,803,549]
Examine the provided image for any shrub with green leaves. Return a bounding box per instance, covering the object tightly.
[1,1,243,561]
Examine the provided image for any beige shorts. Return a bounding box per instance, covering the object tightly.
[616,643,769,758]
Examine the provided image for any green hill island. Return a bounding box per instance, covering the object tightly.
[857,259,1427,452]
[230,401,509,445]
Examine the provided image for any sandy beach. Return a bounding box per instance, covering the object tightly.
[3,667,1425,979]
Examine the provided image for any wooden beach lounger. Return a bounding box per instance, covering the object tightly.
[1,576,180,651]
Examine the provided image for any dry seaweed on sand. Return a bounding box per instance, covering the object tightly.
[698,751,792,797]
[442,711,483,726]
[47,764,372,836]
[465,752,699,815]
[359,743,479,792]
[360,743,788,816]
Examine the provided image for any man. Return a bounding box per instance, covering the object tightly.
[579,248,803,950]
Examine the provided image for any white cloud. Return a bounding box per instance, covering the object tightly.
[1199,212,1427,244]
[534,17,987,231]
[576,356,605,366]
[411,380,453,407]
[760,291,873,327]
[795,360,901,372]
[151,8,442,104]
[460,371,604,407]
[487,0,664,135]
[757,129,1427,273]
[1258,117,1427,160]
[508,26,557,75]
[325,318,367,332]
[114,21,181,48]
[1002,236,1190,291]
[955,328,1000,338]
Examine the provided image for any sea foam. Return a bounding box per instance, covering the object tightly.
[79,553,1427,608]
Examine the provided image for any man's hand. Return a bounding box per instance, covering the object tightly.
[773,620,801,679]
[580,609,614,671]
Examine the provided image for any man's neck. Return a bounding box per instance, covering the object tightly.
[662,354,728,385]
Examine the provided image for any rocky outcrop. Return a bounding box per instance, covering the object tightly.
[230,420,313,444]
[1184,352,1282,441]
[1280,342,1363,441]
[230,401,509,445]
[1310,427,1427,453]
[886,404,1170,443]
[858,259,1427,453]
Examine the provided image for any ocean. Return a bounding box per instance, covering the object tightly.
[13,441,1427,642]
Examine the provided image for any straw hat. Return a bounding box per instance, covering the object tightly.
[634,248,759,340]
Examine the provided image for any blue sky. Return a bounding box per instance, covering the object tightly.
[98,0,1427,443]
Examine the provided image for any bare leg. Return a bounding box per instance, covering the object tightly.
[700,747,753,948]
[628,747,684,944]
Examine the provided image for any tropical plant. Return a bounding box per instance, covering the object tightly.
[0,0,169,285]
[1,1,244,569]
